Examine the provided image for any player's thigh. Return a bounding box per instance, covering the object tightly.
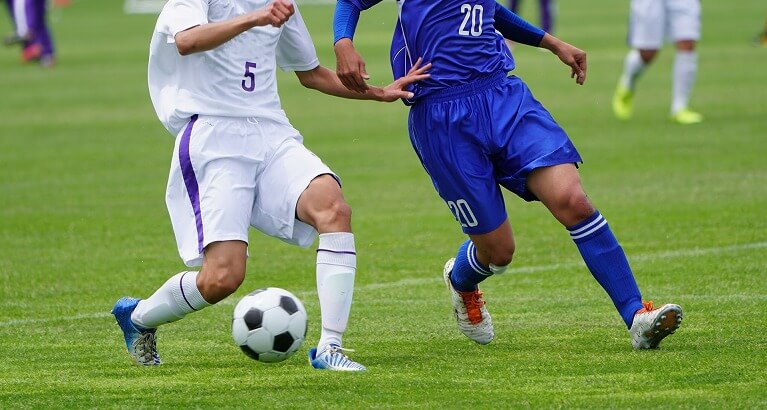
[408,101,507,235]
[667,0,700,42]
[628,0,665,49]
[252,121,338,247]
[166,116,258,266]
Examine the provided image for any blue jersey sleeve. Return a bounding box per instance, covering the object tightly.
[333,0,383,44]
[494,3,545,46]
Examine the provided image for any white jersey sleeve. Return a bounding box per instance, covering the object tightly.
[157,0,209,38]
[276,3,320,72]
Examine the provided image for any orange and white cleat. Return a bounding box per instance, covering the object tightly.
[443,258,494,345]
[629,301,683,349]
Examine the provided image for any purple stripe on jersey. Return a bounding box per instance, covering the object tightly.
[316,248,357,255]
[179,271,198,311]
[179,114,204,253]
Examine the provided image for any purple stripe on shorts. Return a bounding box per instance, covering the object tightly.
[316,248,357,255]
[179,271,198,311]
[179,114,204,253]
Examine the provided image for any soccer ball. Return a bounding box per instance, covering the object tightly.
[232,287,307,363]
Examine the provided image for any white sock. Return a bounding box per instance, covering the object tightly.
[131,271,212,329]
[620,49,647,90]
[672,51,698,114]
[315,232,356,353]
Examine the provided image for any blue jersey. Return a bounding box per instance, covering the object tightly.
[349,0,515,101]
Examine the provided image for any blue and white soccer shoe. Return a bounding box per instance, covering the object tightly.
[308,345,366,371]
[111,297,161,365]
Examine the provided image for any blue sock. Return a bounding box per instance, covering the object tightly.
[450,239,492,292]
[569,211,644,328]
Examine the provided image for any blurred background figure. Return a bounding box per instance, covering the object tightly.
[3,0,56,67]
[754,16,767,46]
[509,0,556,34]
[613,0,702,125]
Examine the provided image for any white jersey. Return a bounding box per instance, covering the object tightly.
[148,0,320,135]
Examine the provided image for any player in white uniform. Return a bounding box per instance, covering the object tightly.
[110,0,429,371]
[613,0,703,124]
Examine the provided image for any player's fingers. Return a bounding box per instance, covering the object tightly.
[413,62,432,75]
[273,2,292,21]
[575,58,586,84]
[360,61,370,81]
[393,90,415,100]
[345,72,367,93]
[409,57,423,73]
[338,74,359,92]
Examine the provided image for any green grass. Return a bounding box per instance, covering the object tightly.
[1,0,766,407]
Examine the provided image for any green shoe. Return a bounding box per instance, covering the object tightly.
[670,108,703,125]
[612,84,633,120]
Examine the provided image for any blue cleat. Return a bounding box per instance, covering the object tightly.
[111,297,161,365]
[308,345,366,371]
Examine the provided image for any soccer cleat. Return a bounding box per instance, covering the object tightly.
[443,258,494,345]
[670,108,703,125]
[111,297,161,365]
[39,55,55,68]
[308,345,366,371]
[629,301,683,349]
[753,31,767,47]
[21,43,42,63]
[3,33,24,46]
[612,84,634,120]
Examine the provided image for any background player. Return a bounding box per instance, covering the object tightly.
[111,0,428,371]
[5,0,55,66]
[509,0,555,34]
[613,0,703,124]
[332,0,683,349]
[754,16,767,46]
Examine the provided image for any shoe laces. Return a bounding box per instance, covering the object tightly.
[637,300,654,315]
[459,290,487,324]
[133,332,158,364]
[325,345,355,356]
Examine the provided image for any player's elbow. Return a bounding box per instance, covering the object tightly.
[296,68,322,90]
[175,39,196,56]
[174,29,200,56]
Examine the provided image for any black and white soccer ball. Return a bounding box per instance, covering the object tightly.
[232,287,307,363]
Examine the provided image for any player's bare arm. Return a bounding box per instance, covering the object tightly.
[296,58,430,102]
[334,38,370,93]
[539,33,587,85]
[174,0,294,55]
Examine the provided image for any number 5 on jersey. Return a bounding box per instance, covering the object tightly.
[242,61,257,92]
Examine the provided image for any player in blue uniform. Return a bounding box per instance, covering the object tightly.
[333,0,683,349]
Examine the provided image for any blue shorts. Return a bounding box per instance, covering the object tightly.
[408,72,582,235]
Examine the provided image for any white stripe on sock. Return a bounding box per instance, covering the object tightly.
[569,214,605,236]
[570,219,608,240]
[467,243,492,275]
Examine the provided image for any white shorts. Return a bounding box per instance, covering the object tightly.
[628,0,701,49]
[165,115,337,266]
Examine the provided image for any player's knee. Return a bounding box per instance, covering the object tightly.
[313,198,352,232]
[483,241,515,267]
[199,263,245,303]
[638,49,657,63]
[568,193,596,222]
[489,252,513,268]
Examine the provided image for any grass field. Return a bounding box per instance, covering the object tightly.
[1,0,766,408]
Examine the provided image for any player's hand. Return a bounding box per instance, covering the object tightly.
[540,33,587,85]
[334,38,370,93]
[556,42,587,85]
[378,58,431,102]
[256,0,294,28]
